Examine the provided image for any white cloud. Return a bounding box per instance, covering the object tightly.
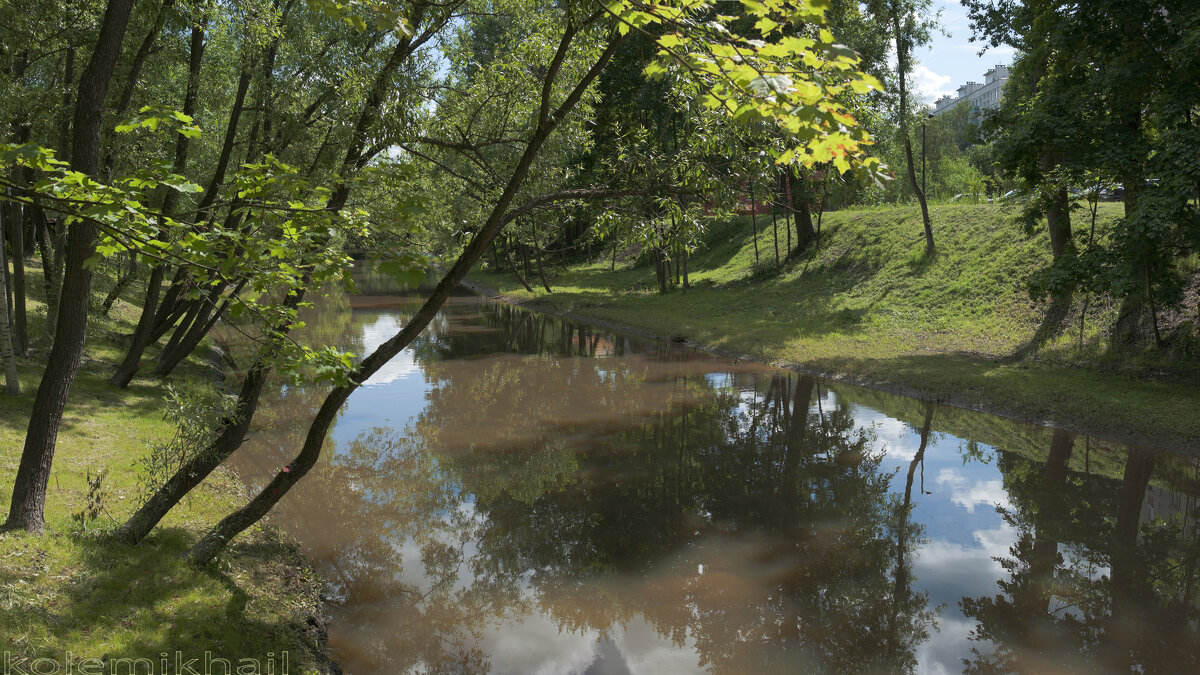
[936,469,1010,513]
[912,64,955,101]
[360,315,422,386]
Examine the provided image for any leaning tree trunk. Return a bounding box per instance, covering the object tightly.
[4,0,136,532]
[112,17,207,387]
[186,29,627,565]
[110,264,163,386]
[115,359,271,543]
[501,236,534,292]
[99,250,137,316]
[152,280,243,379]
[118,6,442,543]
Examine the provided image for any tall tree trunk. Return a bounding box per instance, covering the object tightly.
[784,170,793,255]
[48,48,74,325]
[7,201,26,357]
[751,186,760,264]
[1111,103,1147,346]
[102,0,176,177]
[890,0,934,252]
[669,213,681,285]
[1018,429,1074,620]
[6,49,30,356]
[816,175,827,240]
[1,211,11,342]
[771,199,779,269]
[57,49,75,163]
[1042,149,1071,257]
[32,208,57,344]
[4,0,136,532]
[0,244,18,395]
[791,168,816,252]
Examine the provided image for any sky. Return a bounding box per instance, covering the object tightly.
[909,0,1018,104]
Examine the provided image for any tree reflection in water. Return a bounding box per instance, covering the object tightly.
[960,434,1200,674]
[222,283,1200,674]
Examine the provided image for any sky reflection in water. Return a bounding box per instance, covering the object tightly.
[224,283,1200,675]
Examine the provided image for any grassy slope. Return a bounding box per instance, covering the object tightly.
[0,264,329,669]
[470,203,1200,452]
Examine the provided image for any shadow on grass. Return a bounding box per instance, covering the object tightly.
[1006,294,1072,362]
[0,371,167,439]
[0,526,316,661]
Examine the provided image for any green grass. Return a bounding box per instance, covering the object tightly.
[0,261,330,670]
[469,202,1200,452]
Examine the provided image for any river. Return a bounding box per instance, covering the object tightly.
[222,276,1200,674]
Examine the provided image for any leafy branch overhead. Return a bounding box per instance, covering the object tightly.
[610,0,887,182]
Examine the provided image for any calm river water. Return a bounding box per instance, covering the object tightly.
[224,279,1200,674]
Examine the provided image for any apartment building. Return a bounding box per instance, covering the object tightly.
[931,64,1010,117]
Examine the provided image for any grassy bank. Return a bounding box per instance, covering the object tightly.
[469,203,1200,452]
[0,263,332,671]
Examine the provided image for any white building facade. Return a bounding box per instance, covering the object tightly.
[931,64,1010,117]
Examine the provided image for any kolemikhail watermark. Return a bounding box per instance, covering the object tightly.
[2,651,290,675]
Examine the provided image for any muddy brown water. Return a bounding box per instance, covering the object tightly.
[223,280,1200,674]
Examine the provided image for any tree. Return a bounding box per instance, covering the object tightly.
[0,249,17,394]
[0,0,885,546]
[966,0,1076,259]
[969,0,1200,346]
[3,0,136,532]
[180,0,889,564]
[115,0,459,545]
[877,0,935,252]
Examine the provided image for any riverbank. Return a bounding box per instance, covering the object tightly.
[466,203,1200,453]
[0,264,337,672]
